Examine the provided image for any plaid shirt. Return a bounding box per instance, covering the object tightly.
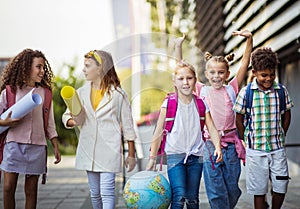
[233,79,294,152]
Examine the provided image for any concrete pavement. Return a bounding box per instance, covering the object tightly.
[0,156,91,209]
[0,155,300,209]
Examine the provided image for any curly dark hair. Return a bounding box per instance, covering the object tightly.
[205,51,234,71]
[84,50,120,96]
[0,49,54,93]
[251,47,279,71]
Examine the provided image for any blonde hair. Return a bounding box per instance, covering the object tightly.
[173,60,197,92]
[205,51,234,71]
[174,60,196,77]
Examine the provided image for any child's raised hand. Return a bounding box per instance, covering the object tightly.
[0,111,21,127]
[175,34,186,48]
[232,29,252,38]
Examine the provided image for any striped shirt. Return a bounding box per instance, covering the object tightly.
[233,79,294,152]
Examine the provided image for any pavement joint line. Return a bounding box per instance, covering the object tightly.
[0,155,300,209]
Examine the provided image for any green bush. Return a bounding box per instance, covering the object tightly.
[51,62,84,155]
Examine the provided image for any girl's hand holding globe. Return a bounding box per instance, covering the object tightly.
[146,155,157,171]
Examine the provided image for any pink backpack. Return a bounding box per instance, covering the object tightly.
[156,92,206,170]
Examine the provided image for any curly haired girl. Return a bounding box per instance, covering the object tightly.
[0,48,61,209]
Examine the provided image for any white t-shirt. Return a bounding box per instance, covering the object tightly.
[161,97,209,162]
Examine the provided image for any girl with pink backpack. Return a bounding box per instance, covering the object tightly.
[147,61,222,209]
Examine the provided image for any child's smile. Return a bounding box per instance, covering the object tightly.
[253,68,276,91]
[173,67,196,98]
[205,62,230,89]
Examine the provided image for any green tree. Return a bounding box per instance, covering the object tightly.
[119,68,173,116]
[147,0,192,46]
[51,62,84,155]
[140,69,173,115]
[147,0,190,34]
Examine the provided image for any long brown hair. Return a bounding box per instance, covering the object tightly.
[0,49,54,93]
[84,50,120,95]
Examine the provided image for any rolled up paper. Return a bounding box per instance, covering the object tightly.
[0,89,42,134]
[60,86,82,116]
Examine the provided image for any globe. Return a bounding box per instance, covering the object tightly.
[123,171,172,209]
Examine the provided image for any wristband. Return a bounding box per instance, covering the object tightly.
[149,155,157,160]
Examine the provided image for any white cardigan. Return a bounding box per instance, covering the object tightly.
[62,83,136,173]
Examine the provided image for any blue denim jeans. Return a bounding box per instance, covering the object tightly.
[86,171,116,209]
[203,141,242,209]
[167,154,203,209]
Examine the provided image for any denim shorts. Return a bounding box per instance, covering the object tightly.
[0,141,46,175]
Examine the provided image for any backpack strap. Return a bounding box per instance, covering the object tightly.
[225,85,236,106]
[0,86,17,182]
[157,93,177,156]
[41,87,52,184]
[42,88,52,137]
[245,83,253,116]
[245,83,254,148]
[6,85,16,108]
[164,93,177,133]
[0,86,16,161]
[155,93,177,171]
[193,95,206,135]
[277,83,286,113]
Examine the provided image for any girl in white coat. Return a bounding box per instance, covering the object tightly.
[62,50,136,209]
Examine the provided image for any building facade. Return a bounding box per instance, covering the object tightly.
[190,0,300,165]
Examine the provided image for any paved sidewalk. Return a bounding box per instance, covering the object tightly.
[0,156,91,209]
[0,156,299,209]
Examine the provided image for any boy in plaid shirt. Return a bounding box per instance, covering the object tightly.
[233,47,294,209]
